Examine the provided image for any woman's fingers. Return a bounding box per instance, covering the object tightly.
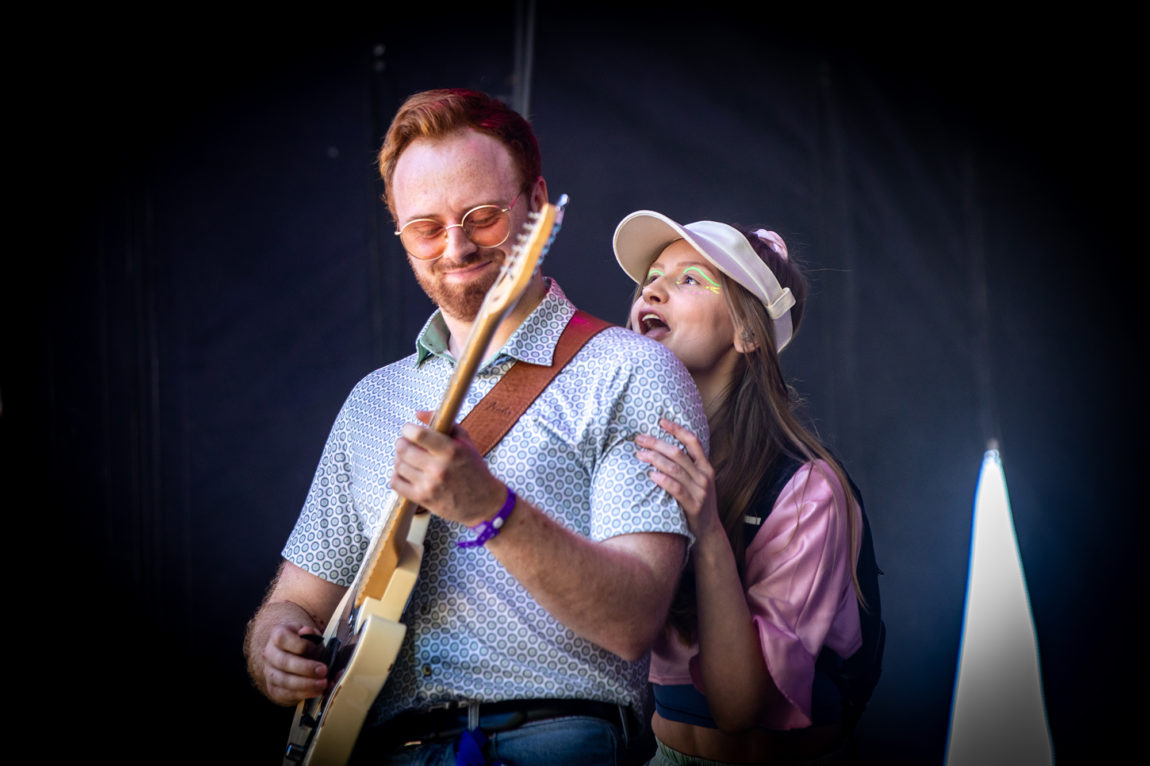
[635,435,700,489]
[658,418,710,468]
[637,442,692,480]
[636,442,706,512]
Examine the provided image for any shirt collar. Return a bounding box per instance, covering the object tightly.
[413,278,576,370]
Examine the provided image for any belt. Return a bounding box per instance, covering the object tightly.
[370,698,628,751]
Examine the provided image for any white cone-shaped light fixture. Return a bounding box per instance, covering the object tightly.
[946,448,1053,765]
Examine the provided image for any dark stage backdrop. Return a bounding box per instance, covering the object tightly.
[12,7,1140,765]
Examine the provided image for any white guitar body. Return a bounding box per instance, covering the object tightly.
[284,513,431,765]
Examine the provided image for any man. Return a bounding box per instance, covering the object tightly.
[244,89,707,765]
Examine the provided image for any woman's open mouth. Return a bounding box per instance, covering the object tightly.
[640,311,669,339]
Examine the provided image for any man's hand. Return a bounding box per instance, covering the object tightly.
[390,412,506,527]
[389,411,685,662]
[245,562,346,706]
[258,620,329,705]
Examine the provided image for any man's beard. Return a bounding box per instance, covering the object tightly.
[411,250,505,322]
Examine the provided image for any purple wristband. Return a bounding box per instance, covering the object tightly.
[456,486,517,549]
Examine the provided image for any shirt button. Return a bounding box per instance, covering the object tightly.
[422,664,433,677]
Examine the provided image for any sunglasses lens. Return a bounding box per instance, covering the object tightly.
[399,222,447,260]
[463,206,510,248]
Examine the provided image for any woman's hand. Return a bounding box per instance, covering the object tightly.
[638,418,782,732]
[636,417,721,538]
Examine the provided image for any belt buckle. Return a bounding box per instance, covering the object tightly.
[468,701,526,734]
[397,700,472,749]
[425,700,469,713]
[463,700,526,735]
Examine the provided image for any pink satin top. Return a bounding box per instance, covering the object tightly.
[649,460,863,730]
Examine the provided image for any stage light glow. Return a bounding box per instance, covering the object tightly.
[946,448,1053,765]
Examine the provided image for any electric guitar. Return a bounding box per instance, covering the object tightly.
[282,194,569,766]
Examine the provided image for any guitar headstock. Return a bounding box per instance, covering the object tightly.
[477,193,569,321]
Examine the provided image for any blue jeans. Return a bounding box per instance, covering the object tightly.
[376,715,626,766]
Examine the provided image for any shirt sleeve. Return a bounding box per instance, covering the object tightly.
[282,390,373,587]
[585,330,706,543]
[742,460,863,729]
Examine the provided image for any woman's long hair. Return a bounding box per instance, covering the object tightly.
[664,226,863,643]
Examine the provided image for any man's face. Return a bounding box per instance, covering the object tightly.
[391,130,530,321]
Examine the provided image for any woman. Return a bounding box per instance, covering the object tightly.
[613,211,868,765]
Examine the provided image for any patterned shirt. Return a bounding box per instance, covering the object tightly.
[283,279,707,722]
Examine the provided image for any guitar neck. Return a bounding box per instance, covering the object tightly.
[353,296,517,607]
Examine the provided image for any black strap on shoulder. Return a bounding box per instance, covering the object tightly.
[742,452,803,543]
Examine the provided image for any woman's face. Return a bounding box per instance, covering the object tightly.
[629,239,742,382]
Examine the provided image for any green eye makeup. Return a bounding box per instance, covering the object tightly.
[677,266,721,294]
[644,265,721,294]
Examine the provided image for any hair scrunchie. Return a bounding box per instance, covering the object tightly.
[752,229,788,260]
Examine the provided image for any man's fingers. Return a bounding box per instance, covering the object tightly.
[261,624,331,704]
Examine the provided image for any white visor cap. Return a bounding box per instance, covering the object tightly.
[613,210,796,351]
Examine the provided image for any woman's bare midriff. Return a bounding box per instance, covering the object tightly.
[651,712,844,764]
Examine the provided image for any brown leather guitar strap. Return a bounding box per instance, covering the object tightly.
[461,310,612,456]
